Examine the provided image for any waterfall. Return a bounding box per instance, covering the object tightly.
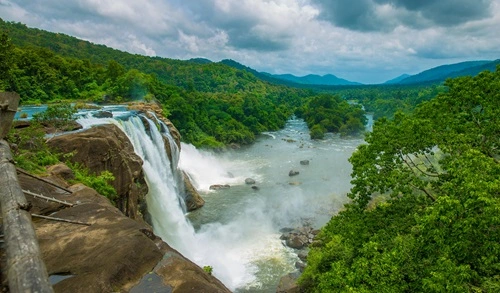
[118,116,197,253]
[77,113,271,290]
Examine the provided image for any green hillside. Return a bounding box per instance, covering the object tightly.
[0,18,366,146]
[398,60,498,84]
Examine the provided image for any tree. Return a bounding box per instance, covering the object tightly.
[300,67,500,292]
[0,32,14,90]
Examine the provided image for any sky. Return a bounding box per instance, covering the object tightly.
[0,0,499,84]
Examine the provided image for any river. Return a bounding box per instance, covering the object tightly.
[179,117,367,292]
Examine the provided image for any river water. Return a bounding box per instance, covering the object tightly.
[179,117,367,292]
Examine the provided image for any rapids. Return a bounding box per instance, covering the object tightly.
[179,117,365,292]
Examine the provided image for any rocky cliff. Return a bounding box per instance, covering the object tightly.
[13,102,219,291]
[48,124,149,222]
[18,167,230,292]
[48,103,204,220]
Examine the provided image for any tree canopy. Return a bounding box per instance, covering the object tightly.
[300,67,500,292]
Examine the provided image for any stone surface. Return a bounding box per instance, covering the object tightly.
[276,272,301,293]
[209,184,230,190]
[183,171,205,211]
[0,92,19,139]
[281,226,317,250]
[47,163,75,181]
[47,124,148,221]
[20,172,230,293]
[92,111,113,118]
[245,178,256,185]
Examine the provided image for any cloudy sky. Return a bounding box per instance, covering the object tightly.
[1,0,499,84]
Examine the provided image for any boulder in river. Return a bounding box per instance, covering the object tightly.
[92,110,113,118]
[245,178,256,184]
[276,272,301,293]
[289,170,300,176]
[209,184,230,190]
[183,171,205,211]
[280,226,318,250]
[300,160,310,165]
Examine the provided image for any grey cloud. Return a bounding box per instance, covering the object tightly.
[178,1,293,52]
[391,0,493,26]
[312,0,494,31]
[311,0,388,31]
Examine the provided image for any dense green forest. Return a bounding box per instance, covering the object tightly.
[0,19,370,146]
[296,94,366,138]
[299,67,500,292]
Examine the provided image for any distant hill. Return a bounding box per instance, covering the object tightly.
[270,73,362,86]
[188,58,212,64]
[219,59,306,87]
[396,60,499,85]
[220,59,361,86]
[384,74,411,84]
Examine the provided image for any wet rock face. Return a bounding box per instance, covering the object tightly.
[47,124,148,221]
[128,102,181,149]
[280,226,320,262]
[209,184,230,190]
[276,272,301,293]
[245,178,256,184]
[281,227,315,249]
[183,171,205,211]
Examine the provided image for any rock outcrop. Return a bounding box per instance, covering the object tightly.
[47,124,148,221]
[276,272,301,293]
[19,170,230,293]
[183,171,205,211]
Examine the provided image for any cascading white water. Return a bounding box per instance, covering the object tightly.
[84,114,258,290]
[118,116,197,252]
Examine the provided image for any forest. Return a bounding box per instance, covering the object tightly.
[0,19,374,147]
[299,67,500,292]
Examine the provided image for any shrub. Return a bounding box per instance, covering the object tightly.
[68,162,117,202]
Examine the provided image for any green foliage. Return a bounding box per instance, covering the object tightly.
[203,266,213,275]
[68,162,117,202]
[0,31,13,90]
[6,122,59,173]
[323,84,446,120]
[32,103,77,130]
[300,67,500,292]
[309,124,325,139]
[297,94,367,138]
